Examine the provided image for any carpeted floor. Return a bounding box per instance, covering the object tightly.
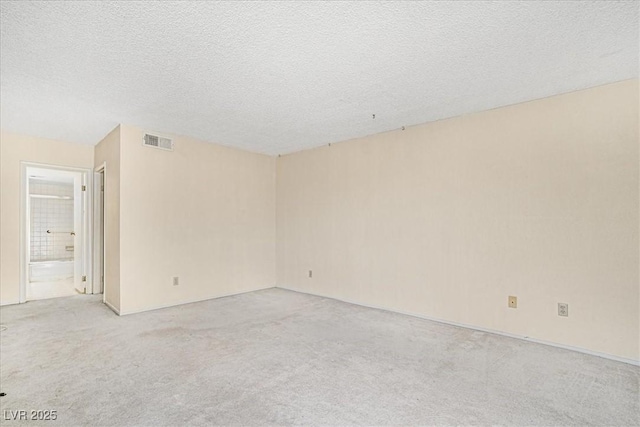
[0,288,638,426]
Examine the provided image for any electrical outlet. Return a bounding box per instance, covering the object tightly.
[172,276,179,286]
[508,296,517,309]
[308,270,312,278]
[558,303,568,317]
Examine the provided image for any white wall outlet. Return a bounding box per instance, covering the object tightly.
[172,276,179,286]
[558,303,568,317]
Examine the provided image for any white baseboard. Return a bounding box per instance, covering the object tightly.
[117,285,277,316]
[276,285,640,367]
[104,299,120,315]
[0,299,20,307]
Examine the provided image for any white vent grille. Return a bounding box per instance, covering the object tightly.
[143,133,173,151]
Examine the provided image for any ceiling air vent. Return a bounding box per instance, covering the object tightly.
[143,133,173,151]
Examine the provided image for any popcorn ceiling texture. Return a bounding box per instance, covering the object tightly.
[0,1,637,155]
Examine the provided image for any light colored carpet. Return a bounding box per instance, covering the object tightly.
[0,288,638,426]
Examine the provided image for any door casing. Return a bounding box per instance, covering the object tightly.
[19,162,95,302]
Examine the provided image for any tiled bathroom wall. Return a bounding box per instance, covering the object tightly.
[29,180,75,262]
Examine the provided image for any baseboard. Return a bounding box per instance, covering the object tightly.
[117,285,277,316]
[104,299,120,315]
[0,299,20,307]
[276,285,640,367]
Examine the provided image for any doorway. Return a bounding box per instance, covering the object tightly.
[20,163,96,302]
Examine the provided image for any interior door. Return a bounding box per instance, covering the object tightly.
[73,172,84,293]
[93,171,104,294]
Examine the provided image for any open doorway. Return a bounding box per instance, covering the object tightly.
[20,163,96,302]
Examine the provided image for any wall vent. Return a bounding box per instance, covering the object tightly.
[143,133,173,151]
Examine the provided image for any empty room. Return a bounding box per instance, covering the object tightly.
[0,1,638,426]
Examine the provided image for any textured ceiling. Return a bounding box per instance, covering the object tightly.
[1,1,638,155]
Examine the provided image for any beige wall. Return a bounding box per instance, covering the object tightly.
[0,132,94,305]
[117,125,276,314]
[276,80,640,361]
[2,80,637,362]
[94,126,121,312]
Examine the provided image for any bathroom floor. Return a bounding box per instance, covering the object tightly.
[27,278,78,300]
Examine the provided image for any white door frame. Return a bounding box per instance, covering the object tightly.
[93,163,106,302]
[19,162,94,303]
